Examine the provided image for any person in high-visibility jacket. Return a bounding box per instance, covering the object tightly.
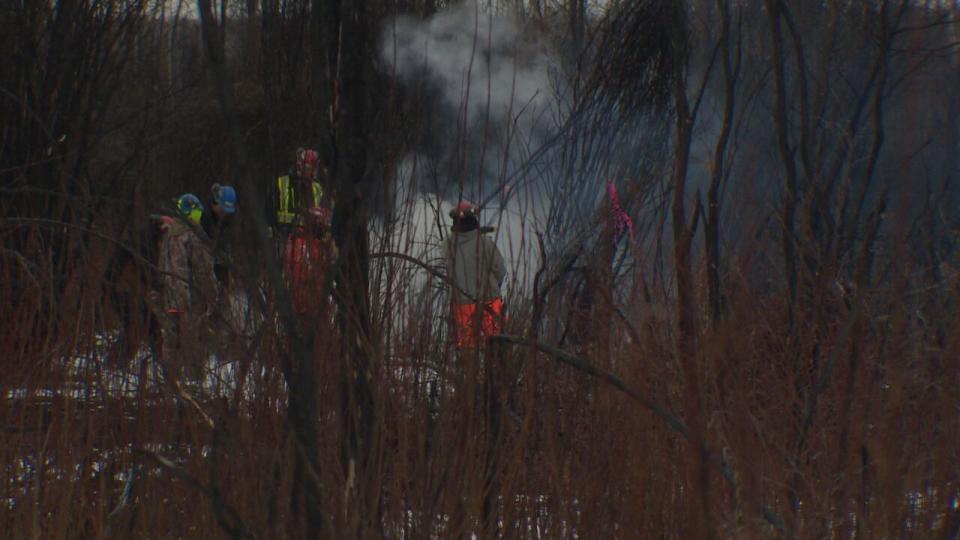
[444,200,507,349]
[267,148,326,242]
[283,206,337,319]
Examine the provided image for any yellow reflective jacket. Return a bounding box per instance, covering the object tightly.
[275,176,323,225]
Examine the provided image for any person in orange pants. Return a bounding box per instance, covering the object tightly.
[451,298,505,349]
[444,200,507,349]
[283,205,336,319]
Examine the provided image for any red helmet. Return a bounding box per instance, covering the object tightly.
[449,200,478,220]
[295,148,320,180]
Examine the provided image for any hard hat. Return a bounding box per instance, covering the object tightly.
[211,183,237,214]
[176,193,204,224]
[449,200,478,220]
[295,148,320,179]
[296,148,319,168]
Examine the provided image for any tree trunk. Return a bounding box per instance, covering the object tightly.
[328,0,376,534]
[197,1,326,538]
[765,0,799,329]
[311,0,341,166]
[569,0,585,59]
[705,0,738,328]
[672,47,709,540]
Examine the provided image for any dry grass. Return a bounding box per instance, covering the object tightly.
[2,206,958,539]
[3,1,959,538]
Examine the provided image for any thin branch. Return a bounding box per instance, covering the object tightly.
[890,16,960,36]
[489,334,790,536]
[135,449,255,539]
[169,380,216,429]
[106,465,138,521]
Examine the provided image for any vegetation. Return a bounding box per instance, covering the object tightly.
[2,0,958,538]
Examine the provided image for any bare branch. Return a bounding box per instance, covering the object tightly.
[489,334,790,536]
[135,449,255,539]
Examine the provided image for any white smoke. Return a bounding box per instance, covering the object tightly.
[378,2,563,299]
[383,1,556,132]
[370,155,543,300]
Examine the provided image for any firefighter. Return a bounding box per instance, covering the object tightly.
[444,200,507,349]
[283,205,337,318]
[200,183,237,287]
[156,193,217,382]
[268,148,327,242]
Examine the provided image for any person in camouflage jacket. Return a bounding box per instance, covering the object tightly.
[156,194,218,381]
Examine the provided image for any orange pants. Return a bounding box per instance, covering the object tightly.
[452,298,505,349]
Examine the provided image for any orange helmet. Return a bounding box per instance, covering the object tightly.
[449,200,478,220]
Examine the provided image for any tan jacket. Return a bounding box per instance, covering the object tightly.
[444,229,506,304]
[158,219,217,314]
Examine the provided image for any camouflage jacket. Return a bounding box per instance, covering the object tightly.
[158,217,217,314]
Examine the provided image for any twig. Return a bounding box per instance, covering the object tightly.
[170,380,216,429]
[106,464,138,521]
[490,333,790,536]
[289,431,337,538]
[134,449,255,539]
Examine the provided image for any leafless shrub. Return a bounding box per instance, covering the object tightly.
[2,1,959,539]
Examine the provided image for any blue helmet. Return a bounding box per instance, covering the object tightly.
[176,193,204,224]
[212,183,237,214]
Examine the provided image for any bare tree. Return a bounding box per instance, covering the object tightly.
[198,1,332,538]
[704,0,743,327]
